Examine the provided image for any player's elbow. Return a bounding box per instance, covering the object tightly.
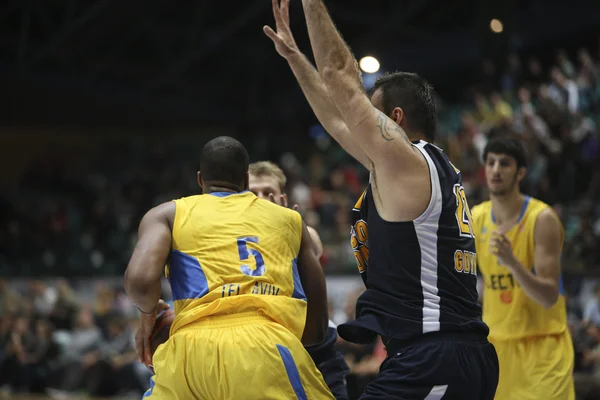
[541,288,559,309]
[321,61,353,85]
[124,268,155,298]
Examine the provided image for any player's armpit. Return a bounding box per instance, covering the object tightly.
[532,208,563,306]
[124,202,175,314]
[297,221,329,345]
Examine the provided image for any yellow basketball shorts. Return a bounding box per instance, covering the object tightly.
[492,330,575,400]
[144,311,334,400]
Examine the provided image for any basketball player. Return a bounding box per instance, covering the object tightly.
[249,160,350,400]
[124,136,334,399]
[265,1,499,398]
[471,137,575,399]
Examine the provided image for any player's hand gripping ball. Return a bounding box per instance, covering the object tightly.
[150,309,175,354]
[135,300,172,372]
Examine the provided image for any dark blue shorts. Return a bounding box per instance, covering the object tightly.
[360,331,499,400]
[306,324,350,400]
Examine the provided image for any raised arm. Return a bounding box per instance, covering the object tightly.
[264,0,369,168]
[124,202,174,314]
[300,0,423,171]
[297,221,329,345]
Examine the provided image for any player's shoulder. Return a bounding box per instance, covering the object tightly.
[530,200,562,231]
[526,196,552,214]
[254,197,302,222]
[523,196,558,224]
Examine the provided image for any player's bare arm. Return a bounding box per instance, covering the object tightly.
[306,225,324,259]
[124,202,174,365]
[124,202,174,312]
[490,209,561,309]
[297,221,329,345]
[300,0,429,220]
[264,0,369,168]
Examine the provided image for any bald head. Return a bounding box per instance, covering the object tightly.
[199,136,249,191]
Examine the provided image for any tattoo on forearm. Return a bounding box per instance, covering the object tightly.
[376,112,409,142]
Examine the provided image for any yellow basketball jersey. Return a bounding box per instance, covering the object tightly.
[165,191,307,340]
[472,197,567,341]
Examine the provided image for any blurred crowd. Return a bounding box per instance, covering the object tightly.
[3,277,600,399]
[439,47,600,272]
[2,47,600,276]
[0,278,389,399]
[0,279,149,398]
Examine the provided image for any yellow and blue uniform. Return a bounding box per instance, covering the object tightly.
[472,197,574,400]
[146,191,334,400]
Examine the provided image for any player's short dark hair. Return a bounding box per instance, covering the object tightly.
[200,136,249,190]
[368,72,437,142]
[483,136,528,169]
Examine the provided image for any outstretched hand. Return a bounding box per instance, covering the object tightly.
[263,0,300,59]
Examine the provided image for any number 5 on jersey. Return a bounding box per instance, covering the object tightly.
[454,184,475,238]
[237,236,265,276]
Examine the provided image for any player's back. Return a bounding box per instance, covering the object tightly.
[341,141,489,343]
[339,141,498,400]
[149,190,334,399]
[167,191,307,339]
[472,197,568,341]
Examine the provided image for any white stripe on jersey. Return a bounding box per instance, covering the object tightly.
[424,384,449,399]
[414,141,443,334]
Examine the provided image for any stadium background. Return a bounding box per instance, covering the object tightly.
[1,0,600,398]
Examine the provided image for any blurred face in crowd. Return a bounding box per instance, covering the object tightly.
[14,317,29,335]
[484,153,526,196]
[77,308,95,329]
[249,174,283,205]
[29,280,45,295]
[36,319,50,338]
[517,87,530,104]
[551,67,565,84]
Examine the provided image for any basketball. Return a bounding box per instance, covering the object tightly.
[150,309,175,354]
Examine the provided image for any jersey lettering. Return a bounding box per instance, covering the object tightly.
[486,273,517,290]
[454,250,477,275]
[351,219,369,273]
[453,184,475,238]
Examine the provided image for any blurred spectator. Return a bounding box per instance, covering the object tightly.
[549,67,579,114]
[583,284,600,328]
[48,280,79,332]
[30,280,58,317]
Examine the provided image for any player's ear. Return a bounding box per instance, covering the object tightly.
[197,171,204,191]
[517,166,527,182]
[391,106,405,127]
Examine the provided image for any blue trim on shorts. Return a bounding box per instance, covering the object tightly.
[276,344,308,400]
[143,376,155,398]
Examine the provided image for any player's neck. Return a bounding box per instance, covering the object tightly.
[204,184,240,194]
[490,192,526,226]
